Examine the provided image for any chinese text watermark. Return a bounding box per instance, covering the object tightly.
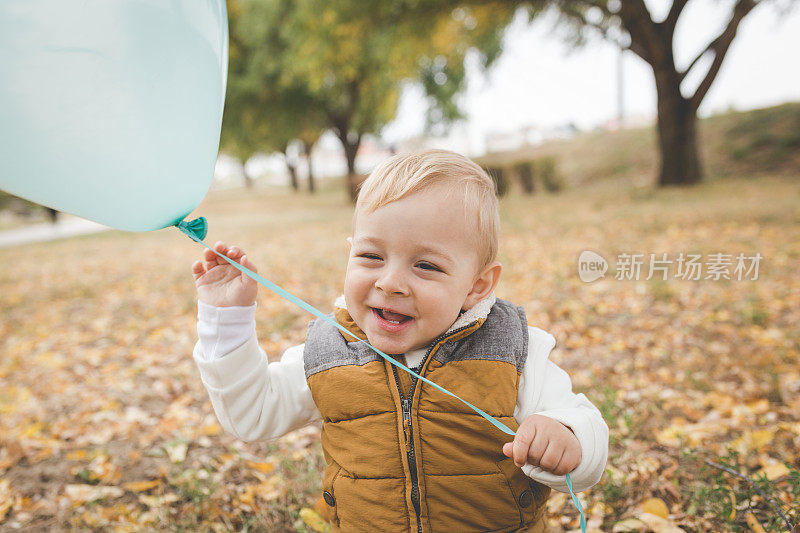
[578,250,762,283]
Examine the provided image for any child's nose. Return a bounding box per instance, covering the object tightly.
[374,267,409,295]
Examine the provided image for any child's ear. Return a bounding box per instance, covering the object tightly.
[463,261,502,311]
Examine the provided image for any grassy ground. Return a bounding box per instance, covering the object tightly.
[1,168,798,530]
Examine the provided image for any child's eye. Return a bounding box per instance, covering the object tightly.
[358,253,382,261]
[417,262,441,272]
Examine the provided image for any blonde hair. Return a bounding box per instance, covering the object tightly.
[355,149,499,269]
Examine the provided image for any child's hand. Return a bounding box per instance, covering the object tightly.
[192,241,258,307]
[502,414,581,476]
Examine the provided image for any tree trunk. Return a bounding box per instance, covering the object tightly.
[281,145,300,192]
[654,71,702,186]
[486,167,508,196]
[243,173,254,189]
[335,129,362,202]
[283,156,299,192]
[513,162,535,194]
[303,140,316,193]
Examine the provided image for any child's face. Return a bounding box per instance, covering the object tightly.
[344,183,497,355]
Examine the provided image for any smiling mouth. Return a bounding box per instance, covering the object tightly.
[373,307,413,324]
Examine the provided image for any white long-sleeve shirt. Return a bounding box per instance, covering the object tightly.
[192,297,609,493]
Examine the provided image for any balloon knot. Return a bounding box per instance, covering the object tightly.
[176,217,208,241]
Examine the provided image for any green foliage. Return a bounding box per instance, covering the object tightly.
[221,0,327,161]
[512,161,535,193]
[222,0,517,172]
[599,467,631,515]
[721,103,800,172]
[685,448,800,532]
[538,156,564,192]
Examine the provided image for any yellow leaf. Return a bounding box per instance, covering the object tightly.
[239,486,256,506]
[218,452,236,464]
[67,449,89,461]
[758,462,790,481]
[728,489,736,521]
[300,507,330,533]
[731,428,775,454]
[745,511,766,533]
[123,480,162,492]
[640,497,669,519]
[139,493,179,508]
[197,424,220,436]
[246,460,275,474]
[18,422,44,438]
[0,479,12,521]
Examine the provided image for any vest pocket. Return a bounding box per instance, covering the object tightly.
[495,457,549,528]
[321,462,343,526]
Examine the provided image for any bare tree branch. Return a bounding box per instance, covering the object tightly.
[664,0,689,34]
[689,0,759,111]
[617,0,660,65]
[679,36,717,83]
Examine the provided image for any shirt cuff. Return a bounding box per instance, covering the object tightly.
[196,301,257,361]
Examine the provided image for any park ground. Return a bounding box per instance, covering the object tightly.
[1,106,799,531]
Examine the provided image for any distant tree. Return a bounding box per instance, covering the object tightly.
[226,0,515,199]
[539,0,794,186]
[364,0,794,187]
[299,134,319,193]
[221,0,327,191]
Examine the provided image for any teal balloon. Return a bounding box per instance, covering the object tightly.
[0,1,228,231]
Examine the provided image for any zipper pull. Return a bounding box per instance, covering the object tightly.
[401,399,412,452]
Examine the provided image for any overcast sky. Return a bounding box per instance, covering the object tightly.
[381,0,800,148]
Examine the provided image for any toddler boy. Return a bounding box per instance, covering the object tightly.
[191,149,609,532]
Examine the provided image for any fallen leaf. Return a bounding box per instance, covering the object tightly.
[0,479,12,521]
[640,497,669,519]
[164,442,187,463]
[64,484,123,504]
[758,462,790,480]
[139,493,179,508]
[745,511,766,533]
[123,480,162,492]
[245,460,275,474]
[637,512,684,533]
[300,507,330,532]
[612,518,647,532]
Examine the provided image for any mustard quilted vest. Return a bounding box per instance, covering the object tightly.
[304,298,550,532]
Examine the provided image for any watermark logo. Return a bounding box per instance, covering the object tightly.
[578,250,608,282]
[578,251,762,282]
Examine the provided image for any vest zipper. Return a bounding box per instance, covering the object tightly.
[394,367,423,533]
[391,321,477,533]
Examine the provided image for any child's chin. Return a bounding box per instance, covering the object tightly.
[367,337,409,356]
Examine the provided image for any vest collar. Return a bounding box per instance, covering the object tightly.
[332,292,497,345]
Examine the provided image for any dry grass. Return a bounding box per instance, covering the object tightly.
[1,170,799,530]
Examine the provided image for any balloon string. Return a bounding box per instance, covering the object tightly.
[177,217,586,531]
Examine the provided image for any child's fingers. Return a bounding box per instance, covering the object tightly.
[512,424,535,467]
[192,260,206,281]
[202,242,227,267]
[240,254,258,274]
[526,433,549,467]
[538,442,566,474]
[202,249,218,269]
[502,442,513,457]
